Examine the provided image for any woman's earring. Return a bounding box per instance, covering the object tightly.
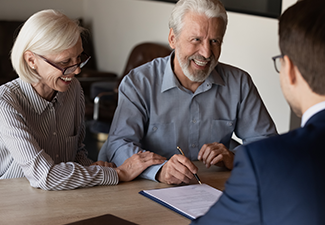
[32,66,35,70]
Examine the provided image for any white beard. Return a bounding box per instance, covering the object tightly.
[176,50,218,82]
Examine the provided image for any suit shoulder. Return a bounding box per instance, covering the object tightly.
[241,126,318,162]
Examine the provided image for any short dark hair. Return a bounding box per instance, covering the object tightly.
[279,0,325,95]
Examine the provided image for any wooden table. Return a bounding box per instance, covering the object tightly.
[0,162,230,225]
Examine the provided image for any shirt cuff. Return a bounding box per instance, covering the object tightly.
[100,167,119,185]
[139,161,167,182]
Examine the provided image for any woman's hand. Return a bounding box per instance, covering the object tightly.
[115,151,166,182]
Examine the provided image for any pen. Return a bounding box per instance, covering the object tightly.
[176,146,202,185]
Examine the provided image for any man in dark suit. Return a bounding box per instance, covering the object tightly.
[191,0,325,224]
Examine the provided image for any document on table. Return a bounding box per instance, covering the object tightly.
[139,184,223,220]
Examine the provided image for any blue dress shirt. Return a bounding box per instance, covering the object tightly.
[98,53,277,181]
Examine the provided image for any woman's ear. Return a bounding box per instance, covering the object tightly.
[24,51,37,70]
[168,28,177,50]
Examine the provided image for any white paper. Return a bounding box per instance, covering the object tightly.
[141,184,223,219]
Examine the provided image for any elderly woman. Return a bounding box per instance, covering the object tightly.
[0,9,165,190]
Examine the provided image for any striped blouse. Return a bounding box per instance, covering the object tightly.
[0,78,118,190]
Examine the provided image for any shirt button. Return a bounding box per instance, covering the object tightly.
[228,122,233,126]
[152,126,157,131]
[53,132,57,136]
[56,154,59,158]
[192,119,197,124]
[191,143,196,148]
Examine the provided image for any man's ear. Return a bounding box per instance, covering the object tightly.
[283,55,297,85]
[168,28,176,49]
[24,51,37,70]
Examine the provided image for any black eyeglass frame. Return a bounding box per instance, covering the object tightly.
[272,54,284,73]
[35,52,91,75]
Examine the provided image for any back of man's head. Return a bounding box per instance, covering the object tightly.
[279,0,325,95]
[169,0,228,37]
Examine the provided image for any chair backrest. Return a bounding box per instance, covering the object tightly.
[0,20,23,85]
[117,42,172,88]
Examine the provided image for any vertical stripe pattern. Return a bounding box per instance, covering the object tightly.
[0,78,118,190]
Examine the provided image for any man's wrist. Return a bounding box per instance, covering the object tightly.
[155,167,163,183]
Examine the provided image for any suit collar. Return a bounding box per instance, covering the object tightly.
[305,108,325,126]
[302,101,325,127]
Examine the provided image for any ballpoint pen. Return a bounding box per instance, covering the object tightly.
[177,146,202,185]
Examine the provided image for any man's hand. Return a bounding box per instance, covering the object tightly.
[115,151,166,182]
[198,142,234,170]
[156,154,198,185]
[91,161,116,168]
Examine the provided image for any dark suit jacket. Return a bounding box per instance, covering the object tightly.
[191,109,325,225]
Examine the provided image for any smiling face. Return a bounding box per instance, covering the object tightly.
[169,12,225,83]
[25,37,83,101]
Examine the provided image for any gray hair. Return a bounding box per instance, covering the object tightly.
[11,9,86,84]
[169,0,228,37]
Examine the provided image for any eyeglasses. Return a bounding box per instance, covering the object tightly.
[35,52,91,75]
[272,54,284,73]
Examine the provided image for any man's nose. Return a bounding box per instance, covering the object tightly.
[199,41,212,59]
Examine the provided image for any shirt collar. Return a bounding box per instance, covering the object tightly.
[19,79,65,115]
[301,101,325,127]
[161,52,178,93]
[206,64,225,86]
[161,51,225,93]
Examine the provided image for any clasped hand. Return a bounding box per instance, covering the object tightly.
[198,142,234,169]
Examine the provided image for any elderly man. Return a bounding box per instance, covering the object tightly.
[191,0,325,224]
[98,0,277,184]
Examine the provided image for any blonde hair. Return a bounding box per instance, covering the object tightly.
[11,9,86,84]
